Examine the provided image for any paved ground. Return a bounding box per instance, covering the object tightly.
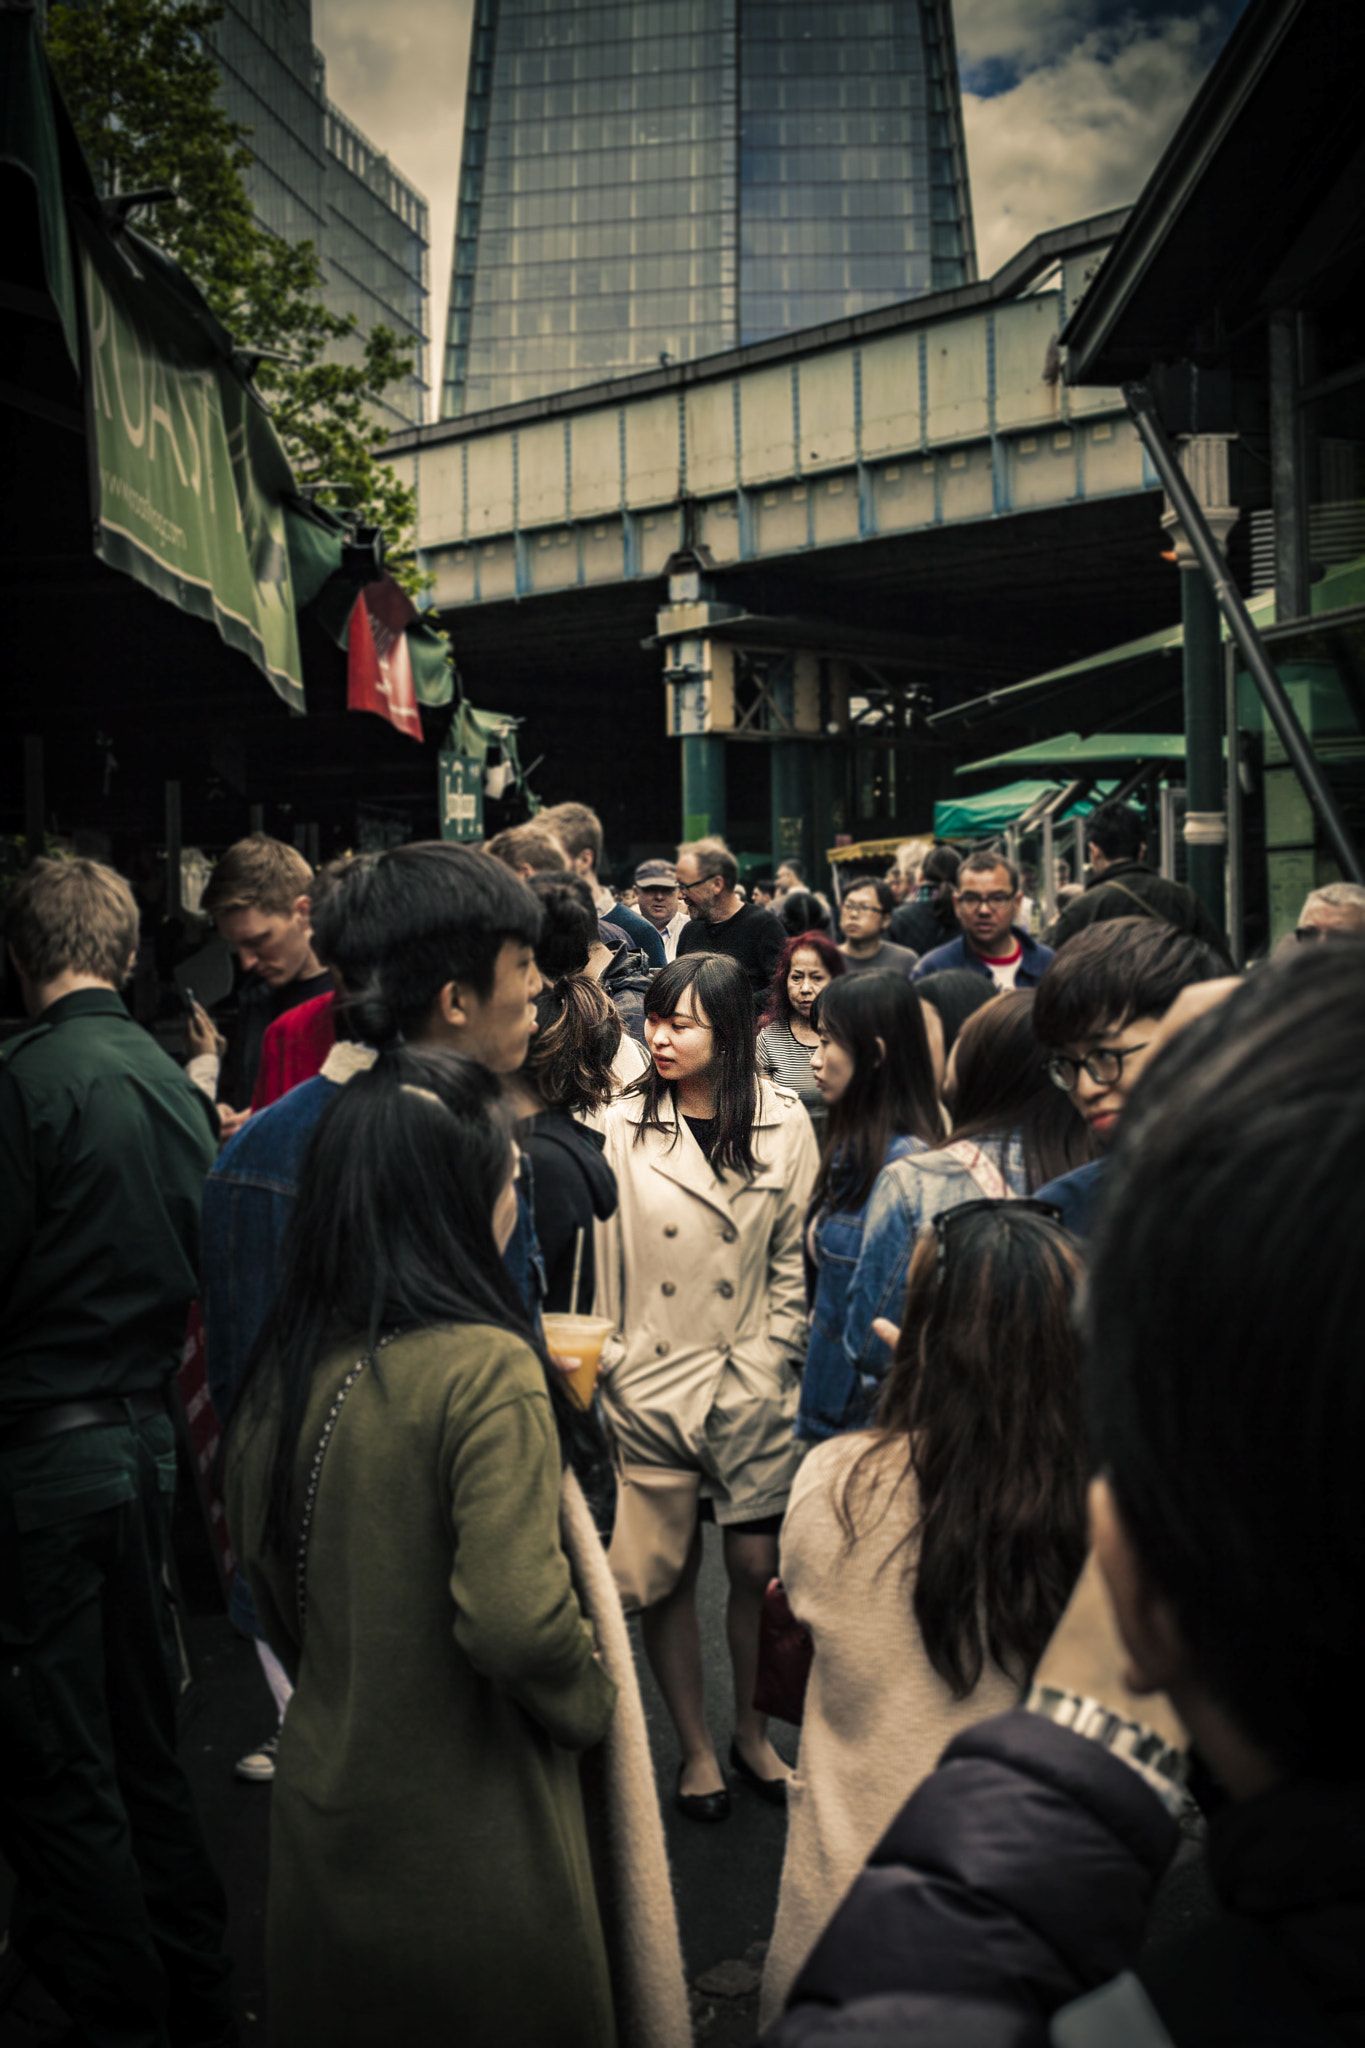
[1,1524,789,2046]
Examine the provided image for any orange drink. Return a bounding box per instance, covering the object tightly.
[541,1313,615,1411]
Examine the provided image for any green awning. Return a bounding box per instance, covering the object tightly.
[934,779,1115,839]
[931,556,1365,742]
[956,732,1191,778]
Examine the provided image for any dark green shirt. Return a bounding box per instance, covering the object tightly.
[0,988,219,1419]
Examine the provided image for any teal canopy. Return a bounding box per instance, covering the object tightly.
[934,778,1114,839]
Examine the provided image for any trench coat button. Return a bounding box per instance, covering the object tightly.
[661,1281,676,1296]
[721,1227,737,1244]
[655,1341,670,1356]
[664,1224,679,1238]
[716,1279,735,1299]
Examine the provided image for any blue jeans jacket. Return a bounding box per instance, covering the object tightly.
[796,1135,924,1442]
[840,1134,1030,1397]
[202,1074,545,1636]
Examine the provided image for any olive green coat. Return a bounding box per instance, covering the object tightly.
[226,1325,619,2048]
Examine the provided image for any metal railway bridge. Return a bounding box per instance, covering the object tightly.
[385,209,1185,871]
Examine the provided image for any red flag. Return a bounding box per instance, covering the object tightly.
[347,578,422,741]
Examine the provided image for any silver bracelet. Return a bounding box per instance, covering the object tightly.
[1025,1684,1190,1816]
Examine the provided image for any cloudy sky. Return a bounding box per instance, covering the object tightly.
[313,0,1251,415]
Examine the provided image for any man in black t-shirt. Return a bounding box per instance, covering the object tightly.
[675,836,786,1004]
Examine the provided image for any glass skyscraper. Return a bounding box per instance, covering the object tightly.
[441,0,974,418]
[210,0,430,428]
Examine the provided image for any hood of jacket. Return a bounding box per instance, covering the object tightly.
[523,1109,618,1221]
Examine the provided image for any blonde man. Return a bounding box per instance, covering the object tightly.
[196,834,331,1127]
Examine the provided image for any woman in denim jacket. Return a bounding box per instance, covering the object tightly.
[797,975,944,1440]
[841,990,1094,1398]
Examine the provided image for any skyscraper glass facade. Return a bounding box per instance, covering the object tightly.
[738,0,972,342]
[210,0,430,428]
[441,0,973,418]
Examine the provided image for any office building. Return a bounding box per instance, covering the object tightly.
[441,0,975,417]
[210,0,429,428]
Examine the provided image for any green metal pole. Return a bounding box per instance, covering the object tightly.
[770,739,813,880]
[681,735,727,843]
[1180,567,1226,935]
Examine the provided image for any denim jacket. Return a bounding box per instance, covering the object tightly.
[796,1134,925,1442]
[841,1133,1030,1398]
[202,1067,545,1635]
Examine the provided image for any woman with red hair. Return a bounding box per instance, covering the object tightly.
[756,932,846,1136]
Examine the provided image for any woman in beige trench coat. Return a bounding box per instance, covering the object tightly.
[594,953,819,1820]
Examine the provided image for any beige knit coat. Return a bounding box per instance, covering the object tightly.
[760,1432,1021,2027]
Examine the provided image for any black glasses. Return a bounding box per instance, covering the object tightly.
[1045,1043,1150,1092]
[678,872,721,895]
[1294,924,1327,943]
[931,1198,1065,1278]
[957,890,1015,909]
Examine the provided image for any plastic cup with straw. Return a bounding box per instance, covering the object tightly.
[542,1227,614,1411]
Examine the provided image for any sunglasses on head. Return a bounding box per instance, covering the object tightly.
[930,1197,1065,1279]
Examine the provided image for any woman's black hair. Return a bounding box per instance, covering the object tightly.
[779,888,830,938]
[914,968,997,1057]
[809,973,944,1212]
[838,1206,1087,1696]
[229,1045,586,1556]
[526,872,597,979]
[631,952,762,1177]
[1033,918,1232,1048]
[1090,946,1365,1779]
[944,989,1092,1190]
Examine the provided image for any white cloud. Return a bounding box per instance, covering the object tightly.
[963,13,1215,275]
[955,0,1099,72]
[313,0,475,395]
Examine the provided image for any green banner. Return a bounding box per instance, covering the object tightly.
[77,218,305,711]
[439,754,484,842]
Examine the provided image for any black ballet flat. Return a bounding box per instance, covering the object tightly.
[675,1763,731,1824]
[729,1738,790,1808]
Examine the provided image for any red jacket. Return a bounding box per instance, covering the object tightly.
[249,992,337,1112]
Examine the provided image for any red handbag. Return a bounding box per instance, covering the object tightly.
[753,1575,813,1725]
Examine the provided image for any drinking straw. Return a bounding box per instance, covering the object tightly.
[569,1228,585,1315]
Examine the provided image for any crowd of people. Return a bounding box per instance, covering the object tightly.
[0,802,1361,2048]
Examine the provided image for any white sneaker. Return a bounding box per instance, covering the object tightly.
[235,1733,279,1783]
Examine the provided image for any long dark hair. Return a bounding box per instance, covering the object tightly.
[757,929,845,1030]
[837,1206,1087,1696]
[914,968,996,1059]
[631,952,761,1177]
[944,989,1092,1189]
[809,974,944,1213]
[230,1046,579,1556]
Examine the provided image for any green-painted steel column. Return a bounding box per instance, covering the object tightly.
[1181,568,1226,935]
[682,735,727,842]
[770,739,814,881]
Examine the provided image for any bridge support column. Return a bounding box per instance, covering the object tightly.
[682,735,727,842]
[770,740,814,885]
